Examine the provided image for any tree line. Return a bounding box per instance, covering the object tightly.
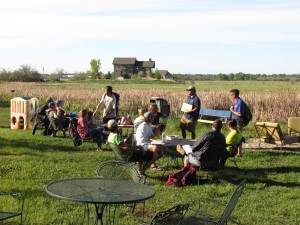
[1,62,299,82]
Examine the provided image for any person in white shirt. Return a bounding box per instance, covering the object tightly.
[93,86,116,124]
[136,112,163,170]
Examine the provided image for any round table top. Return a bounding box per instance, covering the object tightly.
[45,178,155,204]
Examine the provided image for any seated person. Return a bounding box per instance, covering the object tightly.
[176,119,226,169]
[33,96,53,135]
[133,108,145,129]
[148,103,167,133]
[136,112,163,170]
[46,102,63,137]
[220,120,244,165]
[77,109,106,150]
[107,119,156,175]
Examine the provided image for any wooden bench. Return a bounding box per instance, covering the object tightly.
[198,108,232,124]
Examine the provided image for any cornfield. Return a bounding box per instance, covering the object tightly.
[0,82,299,122]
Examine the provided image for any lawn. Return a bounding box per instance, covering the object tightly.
[1,123,300,224]
[0,80,300,224]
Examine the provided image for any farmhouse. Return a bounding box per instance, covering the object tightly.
[112,57,155,77]
[158,70,172,79]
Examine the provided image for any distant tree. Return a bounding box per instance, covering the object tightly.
[13,64,42,82]
[154,69,161,80]
[50,68,66,82]
[147,70,154,78]
[71,71,88,81]
[102,71,112,79]
[90,58,101,79]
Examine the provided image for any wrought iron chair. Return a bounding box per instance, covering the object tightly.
[0,192,24,224]
[141,204,189,225]
[181,180,246,225]
[95,159,147,218]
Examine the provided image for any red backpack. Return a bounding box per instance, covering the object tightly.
[166,166,196,187]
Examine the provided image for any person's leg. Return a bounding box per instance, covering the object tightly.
[189,121,197,139]
[220,150,230,166]
[148,145,163,169]
[237,143,243,157]
[186,154,201,167]
[180,116,187,139]
[48,115,58,137]
[142,151,158,173]
[88,128,102,148]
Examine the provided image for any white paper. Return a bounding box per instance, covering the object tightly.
[182,145,193,154]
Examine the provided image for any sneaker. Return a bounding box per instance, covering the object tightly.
[150,164,162,171]
[176,144,185,156]
[96,147,103,152]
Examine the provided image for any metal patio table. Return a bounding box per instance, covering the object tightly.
[45,178,155,225]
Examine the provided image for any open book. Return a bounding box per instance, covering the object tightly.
[182,145,193,154]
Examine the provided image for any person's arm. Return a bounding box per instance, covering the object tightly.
[93,95,105,116]
[119,142,143,151]
[186,97,200,114]
[192,131,209,152]
[230,100,242,118]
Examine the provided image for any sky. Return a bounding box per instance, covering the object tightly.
[0,0,300,74]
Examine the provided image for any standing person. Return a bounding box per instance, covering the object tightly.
[180,86,201,139]
[176,119,226,168]
[78,109,105,151]
[229,89,247,131]
[229,89,246,156]
[136,112,163,170]
[93,86,117,124]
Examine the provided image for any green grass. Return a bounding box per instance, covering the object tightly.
[1,125,300,225]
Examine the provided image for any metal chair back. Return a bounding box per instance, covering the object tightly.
[148,204,189,225]
[217,180,247,225]
[109,143,133,162]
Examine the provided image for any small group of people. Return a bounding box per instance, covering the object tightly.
[177,86,248,168]
[33,97,68,137]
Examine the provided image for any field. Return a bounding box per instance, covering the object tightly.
[0,80,300,225]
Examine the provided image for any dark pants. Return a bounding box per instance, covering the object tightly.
[86,128,105,147]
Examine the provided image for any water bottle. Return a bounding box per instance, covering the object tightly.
[162,132,166,142]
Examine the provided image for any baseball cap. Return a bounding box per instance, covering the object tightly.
[186,86,196,91]
[107,119,118,129]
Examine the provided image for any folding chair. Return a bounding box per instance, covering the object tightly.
[141,204,189,225]
[0,192,24,225]
[254,122,298,149]
[181,180,246,225]
[288,117,300,137]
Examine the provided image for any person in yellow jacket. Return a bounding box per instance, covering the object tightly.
[220,120,244,165]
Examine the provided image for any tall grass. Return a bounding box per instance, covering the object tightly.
[0,82,299,122]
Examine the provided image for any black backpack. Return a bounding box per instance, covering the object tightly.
[112,92,120,116]
[241,103,252,126]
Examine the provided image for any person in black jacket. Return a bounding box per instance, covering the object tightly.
[177,119,226,168]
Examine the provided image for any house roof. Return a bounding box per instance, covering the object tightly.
[113,57,137,65]
[158,70,169,76]
[142,60,155,68]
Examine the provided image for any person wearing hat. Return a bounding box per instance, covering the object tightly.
[107,119,156,175]
[180,86,201,139]
[136,112,163,170]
